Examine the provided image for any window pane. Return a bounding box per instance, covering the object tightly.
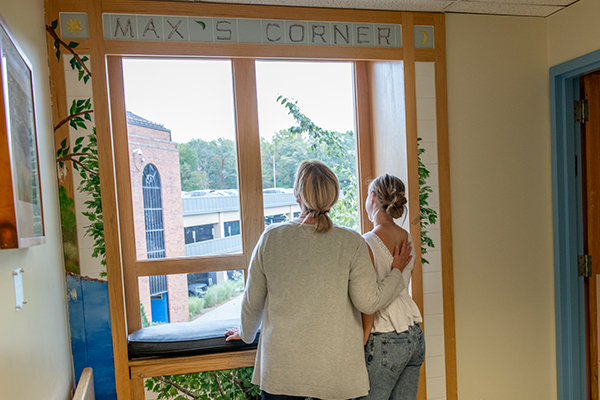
[255,61,359,230]
[138,270,244,326]
[122,58,243,260]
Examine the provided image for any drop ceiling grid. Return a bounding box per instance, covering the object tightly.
[188,0,579,17]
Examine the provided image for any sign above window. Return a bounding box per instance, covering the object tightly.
[102,14,405,48]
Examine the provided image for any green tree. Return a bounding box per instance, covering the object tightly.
[177,142,208,191]
[260,130,309,189]
[179,138,238,191]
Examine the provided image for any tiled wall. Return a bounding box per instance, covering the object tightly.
[415,61,447,400]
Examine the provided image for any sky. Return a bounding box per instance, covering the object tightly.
[122,58,355,143]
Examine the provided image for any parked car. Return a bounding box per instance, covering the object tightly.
[187,282,208,297]
[262,188,288,194]
[188,271,217,287]
[182,189,213,198]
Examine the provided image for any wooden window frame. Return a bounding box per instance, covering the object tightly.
[46,1,454,399]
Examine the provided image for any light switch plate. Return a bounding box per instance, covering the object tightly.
[13,268,24,311]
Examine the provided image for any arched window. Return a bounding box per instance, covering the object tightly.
[142,163,166,259]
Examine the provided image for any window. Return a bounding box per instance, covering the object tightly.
[111,56,372,329]
[142,163,166,259]
[57,5,452,400]
[255,60,359,230]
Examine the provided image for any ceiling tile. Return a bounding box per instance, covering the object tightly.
[193,0,453,12]
[474,0,576,5]
[444,1,563,16]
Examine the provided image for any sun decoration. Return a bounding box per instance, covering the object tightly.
[66,18,83,35]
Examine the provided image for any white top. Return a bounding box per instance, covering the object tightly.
[239,221,405,400]
[363,231,422,334]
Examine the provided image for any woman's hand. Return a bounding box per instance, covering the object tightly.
[225,326,241,341]
[391,241,412,272]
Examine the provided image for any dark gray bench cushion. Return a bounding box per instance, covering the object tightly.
[128,318,259,359]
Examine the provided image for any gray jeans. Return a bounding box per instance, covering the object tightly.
[359,324,426,400]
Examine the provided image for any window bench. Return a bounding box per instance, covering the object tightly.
[127,318,258,379]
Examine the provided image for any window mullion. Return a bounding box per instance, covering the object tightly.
[231,58,264,267]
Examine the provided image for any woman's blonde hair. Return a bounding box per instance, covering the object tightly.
[368,174,407,220]
[294,160,339,233]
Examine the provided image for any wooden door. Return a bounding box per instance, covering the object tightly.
[582,71,600,400]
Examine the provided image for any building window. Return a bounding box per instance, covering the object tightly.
[142,163,166,259]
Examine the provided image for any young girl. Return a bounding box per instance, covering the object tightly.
[360,174,425,400]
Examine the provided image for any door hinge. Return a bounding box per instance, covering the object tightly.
[578,254,592,278]
[575,99,589,123]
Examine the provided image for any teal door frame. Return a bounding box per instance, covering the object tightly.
[550,49,600,400]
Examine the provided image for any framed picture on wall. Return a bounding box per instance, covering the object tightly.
[0,14,45,249]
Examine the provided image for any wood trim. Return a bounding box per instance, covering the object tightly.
[104,41,404,62]
[401,13,423,328]
[134,254,248,277]
[413,14,437,26]
[354,61,374,234]
[415,49,436,62]
[129,350,257,378]
[433,13,458,400]
[106,55,143,334]
[232,58,265,264]
[85,0,132,399]
[401,13,427,400]
[130,379,146,400]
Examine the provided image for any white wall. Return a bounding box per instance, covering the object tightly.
[446,14,556,399]
[547,0,600,67]
[0,1,73,399]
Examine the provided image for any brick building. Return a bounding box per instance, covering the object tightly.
[127,111,188,324]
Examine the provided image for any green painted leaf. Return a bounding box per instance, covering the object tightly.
[83,75,90,84]
[51,20,58,29]
[194,20,206,30]
[69,100,77,115]
[75,136,84,146]
[84,113,92,121]
[81,56,89,62]
[55,49,61,61]
[68,41,79,48]
[59,161,64,168]
[78,70,84,81]
[60,138,67,148]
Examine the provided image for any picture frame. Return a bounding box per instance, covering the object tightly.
[0,14,45,249]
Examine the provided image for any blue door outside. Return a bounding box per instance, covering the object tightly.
[150,293,169,324]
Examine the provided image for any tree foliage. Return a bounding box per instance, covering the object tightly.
[277,96,358,230]
[145,368,260,400]
[417,137,438,264]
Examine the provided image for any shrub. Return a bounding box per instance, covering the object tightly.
[188,296,205,320]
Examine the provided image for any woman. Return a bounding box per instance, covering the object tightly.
[225,160,411,400]
[360,174,425,400]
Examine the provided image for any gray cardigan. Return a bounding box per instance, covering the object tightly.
[239,221,405,399]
